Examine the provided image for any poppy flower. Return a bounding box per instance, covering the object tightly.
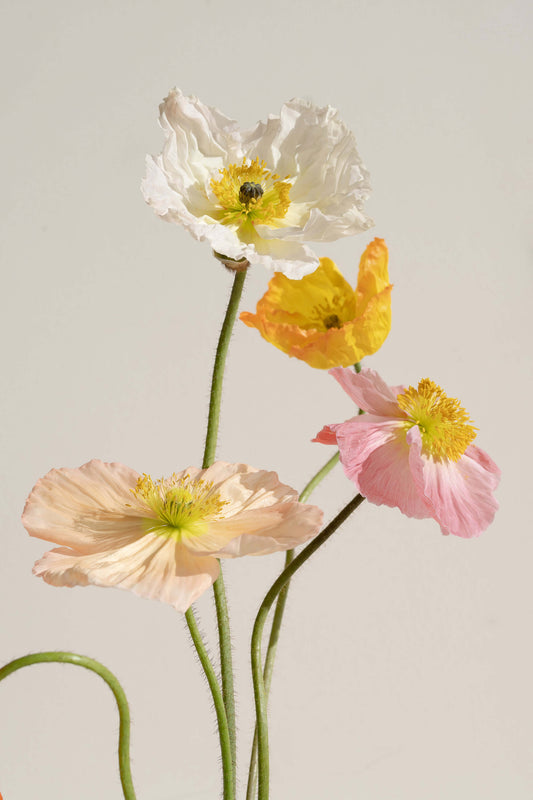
[23,460,323,611]
[240,239,391,368]
[142,89,372,278]
[315,368,500,537]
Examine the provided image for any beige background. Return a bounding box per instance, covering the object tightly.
[1,0,532,798]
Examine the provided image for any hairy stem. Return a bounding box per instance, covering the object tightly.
[245,450,341,800]
[203,268,247,790]
[185,609,234,800]
[252,493,365,800]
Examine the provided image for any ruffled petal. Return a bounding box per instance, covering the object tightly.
[333,416,407,495]
[354,238,391,315]
[242,98,372,239]
[239,236,319,278]
[33,534,219,612]
[182,502,323,557]
[356,429,434,518]
[329,367,405,417]
[21,460,149,554]
[199,462,298,515]
[157,88,242,188]
[408,428,501,537]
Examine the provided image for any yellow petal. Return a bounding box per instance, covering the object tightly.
[355,238,390,316]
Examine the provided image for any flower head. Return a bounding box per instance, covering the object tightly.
[22,460,323,612]
[240,238,391,368]
[142,89,373,278]
[315,368,500,537]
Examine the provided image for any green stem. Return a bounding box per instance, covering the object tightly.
[185,609,234,800]
[203,268,247,790]
[245,450,341,800]
[212,567,236,785]
[203,268,247,468]
[0,651,136,800]
[252,493,365,800]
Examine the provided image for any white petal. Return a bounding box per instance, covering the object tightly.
[243,98,373,238]
[240,237,320,278]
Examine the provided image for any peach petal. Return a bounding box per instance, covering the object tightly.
[33,534,220,612]
[182,502,323,557]
[22,460,149,554]
[200,462,298,514]
[329,368,405,417]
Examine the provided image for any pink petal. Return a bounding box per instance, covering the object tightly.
[333,415,406,494]
[182,502,323,558]
[408,428,500,538]
[356,428,434,518]
[22,460,149,554]
[33,534,219,612]
[329,367,405,418]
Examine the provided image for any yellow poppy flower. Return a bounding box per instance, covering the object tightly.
[240,238,392,369]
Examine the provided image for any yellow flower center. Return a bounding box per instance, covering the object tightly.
[133,474,227,540]
[210,157,291,229]
[397,379,477,461]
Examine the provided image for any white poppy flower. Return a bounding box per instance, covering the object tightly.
[142,89,373,279]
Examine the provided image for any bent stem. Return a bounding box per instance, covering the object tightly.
[245,450,340,800]
[0,651,137,800]
[252,493,365,800]
[185,609,234,800]
[203,267,247,789]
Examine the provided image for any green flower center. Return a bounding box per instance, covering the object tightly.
[133,474,227,540]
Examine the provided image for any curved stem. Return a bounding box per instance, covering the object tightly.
[202,268,247,790]
[0,651,136,800]
[185,609,234,800]
[252,493,365,800]
[245,450,341,800]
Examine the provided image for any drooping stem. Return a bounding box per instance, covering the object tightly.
[202,267,247,789]
[0,651,137,800]
[245,450,341,800]
[185,609,234,800]
[252,493,365,800]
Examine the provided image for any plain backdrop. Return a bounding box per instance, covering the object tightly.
[1,0,532,798]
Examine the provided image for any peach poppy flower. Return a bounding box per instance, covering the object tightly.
[315,368,500,537]
[22,460,323,612]
[240,239,391,369]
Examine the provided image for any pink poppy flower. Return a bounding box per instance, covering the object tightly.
[315,368,500,537]
[22,460,323,612]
